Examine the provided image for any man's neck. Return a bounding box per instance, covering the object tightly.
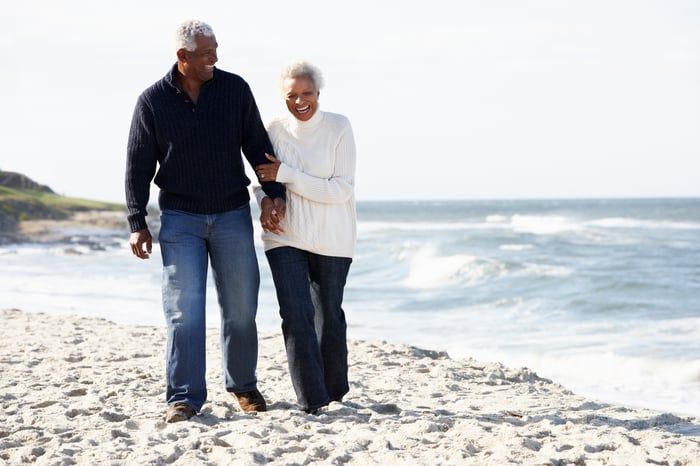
[175,65,203,104]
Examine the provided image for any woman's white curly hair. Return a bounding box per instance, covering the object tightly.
[279,61,325,93]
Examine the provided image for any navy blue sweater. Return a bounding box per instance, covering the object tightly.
[125,64,285,232]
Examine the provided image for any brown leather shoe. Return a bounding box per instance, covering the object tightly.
[233,389,267,412]
[165,403,196,423]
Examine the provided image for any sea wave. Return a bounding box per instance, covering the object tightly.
[359,214,700,237]
[401,244,507,289]
[585,217,700,230]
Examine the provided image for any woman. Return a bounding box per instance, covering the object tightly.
[254,61,357,414]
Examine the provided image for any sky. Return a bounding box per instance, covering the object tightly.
[2,0,698,203]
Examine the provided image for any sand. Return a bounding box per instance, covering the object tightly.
[1,308,699,465]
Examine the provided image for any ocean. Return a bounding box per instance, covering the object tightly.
[1,198,699,418]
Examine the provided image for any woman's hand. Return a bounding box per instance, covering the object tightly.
[256,153,281,182]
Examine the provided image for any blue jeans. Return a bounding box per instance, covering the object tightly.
[159,205,260,411]
[265,246,352,411]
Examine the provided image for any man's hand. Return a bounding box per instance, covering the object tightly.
[260,197,286,235]
[130,229,152,259]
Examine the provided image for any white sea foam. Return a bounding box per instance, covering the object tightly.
[586,217,700,230]
[509,351,700,418]
[499,243,534,251]
[400,244,507,289]
[518,262,574,278]
[357,214,700,239]
[357,221,508,234]
[485,214,509,223]
[510,214,582,235]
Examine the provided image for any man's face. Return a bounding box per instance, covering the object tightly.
[182,34,218,83]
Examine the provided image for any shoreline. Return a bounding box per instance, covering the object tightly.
[0,210,129,245]
[17,210,129,240]
[1,308,699,465]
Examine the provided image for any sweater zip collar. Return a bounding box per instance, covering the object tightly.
[165,63,217,95]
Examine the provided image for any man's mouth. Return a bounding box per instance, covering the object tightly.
[296,105,311,114]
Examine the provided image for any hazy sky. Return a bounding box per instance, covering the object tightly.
[2,0,698,202]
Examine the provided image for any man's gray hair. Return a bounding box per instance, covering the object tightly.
[175,20,215,51]
[279,61,325,92]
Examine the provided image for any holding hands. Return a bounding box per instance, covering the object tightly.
[260,196,286,235]
[257,153,286,234]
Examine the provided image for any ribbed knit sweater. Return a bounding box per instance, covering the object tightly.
[125,64,285,232]
[255,109,357,258]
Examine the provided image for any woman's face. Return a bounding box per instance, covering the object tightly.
[283,76,319,121]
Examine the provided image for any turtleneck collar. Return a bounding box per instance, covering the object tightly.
[289,106,324,132]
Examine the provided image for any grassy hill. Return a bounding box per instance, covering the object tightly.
[0,171,124,236]
[0,185,123,220]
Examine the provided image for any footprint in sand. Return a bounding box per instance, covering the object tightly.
[65,388,87,397]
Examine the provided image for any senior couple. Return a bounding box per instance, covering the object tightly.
[125,20,356,422]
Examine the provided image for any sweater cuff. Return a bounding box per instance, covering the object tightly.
[128,215,148,233]
[261,182,286,202]
[253,185,267,206]
[276,163,295,184]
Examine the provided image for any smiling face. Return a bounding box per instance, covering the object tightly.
[283,76,320,121]
[181,34,218,83]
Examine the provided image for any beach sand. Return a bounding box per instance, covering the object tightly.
[1,308,699,465]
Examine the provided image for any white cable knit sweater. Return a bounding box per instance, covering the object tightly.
[255,109,357,258]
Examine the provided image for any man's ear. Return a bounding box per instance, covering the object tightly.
[176,48,187,61]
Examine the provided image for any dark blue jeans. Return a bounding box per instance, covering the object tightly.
[265,246,352,411]
[159,206,261,411]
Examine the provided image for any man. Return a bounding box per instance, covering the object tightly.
[125,19,286,423]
